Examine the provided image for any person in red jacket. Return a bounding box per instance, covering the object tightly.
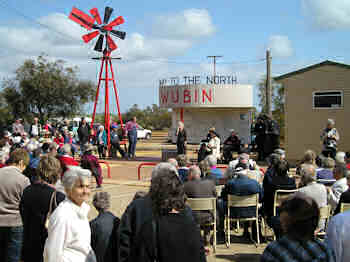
[58,144,78,178]
[53,132,64,149]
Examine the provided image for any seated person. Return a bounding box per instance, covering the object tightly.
[219,163,263,239]
[176,154,189,183]
[298,164,327,230]
[204,127,220,142]
[316,157,335,185]
[261,193,332,262]
[205,155,224,184]
[184,166,216,244]
[207,129,221,160]
[328,163,348,211]
[223,129,240,162]
[225,153,261,181]
[262,159,296,220]
[263,153,281,179]
[334,171,350,214]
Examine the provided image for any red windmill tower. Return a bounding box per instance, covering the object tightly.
[69,6,126,150]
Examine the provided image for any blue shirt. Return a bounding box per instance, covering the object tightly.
[221,175,263,218]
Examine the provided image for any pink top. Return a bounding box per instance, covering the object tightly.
[126,121,138,131]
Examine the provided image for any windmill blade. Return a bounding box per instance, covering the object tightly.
[110,30,126,40]
[90,8,102,25]
[82,30,100,43]
[69,7,95,30]
[106,16,125,29]
[94,34,104,52]
[103,7,114,24]
[106,34,118,51]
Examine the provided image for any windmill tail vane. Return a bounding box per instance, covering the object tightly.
[69,6,126,53]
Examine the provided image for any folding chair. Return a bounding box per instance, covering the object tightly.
[215,185,225,198]
[340,203,350,213]
[316,205,331,238]
[225,193,260,247]
[186,198,217,253]
[272,189,298,240]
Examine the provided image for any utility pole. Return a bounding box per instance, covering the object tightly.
[207,55,223,78]
[266,50,272,117]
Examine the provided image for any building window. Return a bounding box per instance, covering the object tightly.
[313,91,343,108]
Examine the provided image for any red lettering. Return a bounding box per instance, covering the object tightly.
[171,89,179,103]
[184,89,191,103]
[195,89,198,103]
[160,90,168,104]
[202,89,212,103]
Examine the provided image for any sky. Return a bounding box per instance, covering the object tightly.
[0,0,350,113]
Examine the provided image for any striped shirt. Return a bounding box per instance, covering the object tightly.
[261,236,333,262]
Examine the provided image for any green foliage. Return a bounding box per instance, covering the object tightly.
[108,104,171,130]
[1,55,95,123]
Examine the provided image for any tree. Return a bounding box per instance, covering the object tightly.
[1,55,95,123]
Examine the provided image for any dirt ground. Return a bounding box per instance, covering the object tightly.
[87,131,267,261]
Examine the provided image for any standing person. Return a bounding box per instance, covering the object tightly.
[29,117,42,138]
[77,118,91,156]
[321,118,340,159]
[43,166,95,262]
[20,155,66,262]
[126,117,138,159]
[12,119,24,136]
[176,121,187,155]
[110,125,126,159]
[254,115,266,161]
[90,192,120,262]
[80,144,103,188]
[266,116,280,152]
[96,126,107,159]
[129,165,206,262]
[0,149,30,262]
[223,129,240,162]
[117,163,196,262]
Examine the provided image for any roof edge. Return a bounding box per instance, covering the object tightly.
[274,60,350,81]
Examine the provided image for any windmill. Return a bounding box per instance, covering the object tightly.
[69,6,126,151]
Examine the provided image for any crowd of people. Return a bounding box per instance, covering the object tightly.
[0,115,349,262]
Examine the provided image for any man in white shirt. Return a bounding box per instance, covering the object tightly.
[326,210,350,262]
[328,163,348,211]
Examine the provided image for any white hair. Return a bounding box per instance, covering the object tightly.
[328,119,335,125]
[26,142,37,152]
[206,154,217,167]
[167,158,178,168]
[178,121,184,128]
[60,144,72,155]
[335,152,346,164]
[62,166,91,191]
[151,162,178,179]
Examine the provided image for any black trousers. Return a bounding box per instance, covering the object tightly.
[111,142,125,158]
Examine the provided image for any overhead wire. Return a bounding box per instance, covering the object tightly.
[0,0,268,67]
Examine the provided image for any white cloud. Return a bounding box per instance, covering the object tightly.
[267,35,294,58]
[152,9,216,39]
[302,0,350,30]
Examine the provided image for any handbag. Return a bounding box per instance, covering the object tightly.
[45,191,57,229]
[152,219,159,262]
